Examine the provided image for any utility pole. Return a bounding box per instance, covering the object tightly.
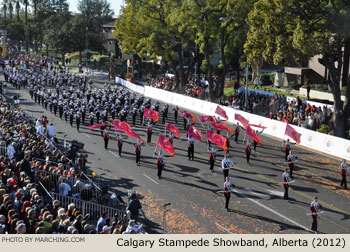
[85,26,89,67]
[245,63,249,110]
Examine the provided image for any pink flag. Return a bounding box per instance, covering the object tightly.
[179,111,196,122]
[199,115,217,123]
[246,125,262,146]
[210,123,233,132]
[215,105,228,120]
[157,135,175,157]
[285,124,301,143]
[186,126,202,142]
[235,113,249,128]
[165,123,180,138]
[206,130,228,152]
[248,124,267,129]
[113,120,132,132]
[87,123,109,129]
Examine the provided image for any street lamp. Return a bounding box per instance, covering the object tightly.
[245,63,249,110]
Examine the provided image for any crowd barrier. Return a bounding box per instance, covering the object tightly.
[115,77,145,94]
[116,77,349,161]
[34,169,101,202]
[238,87,277,97]
[52,193,125,222]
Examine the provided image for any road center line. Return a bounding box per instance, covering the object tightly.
[215,222,233,234]
[143,173,159,185]
[108,151,119,158]
[231,188,312,233]
[83,133,91,138]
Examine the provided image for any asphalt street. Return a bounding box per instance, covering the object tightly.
[2,76,350,234]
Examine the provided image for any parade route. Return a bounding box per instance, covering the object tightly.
[3,76,350,234]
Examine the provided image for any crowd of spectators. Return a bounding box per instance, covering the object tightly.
[0,99,140,234]
[148,76,176,91]
[220,88,333,132]
[268,95,333,131]
[148,76,205,98]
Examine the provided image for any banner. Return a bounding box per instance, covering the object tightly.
[125,128,144,142]
[210,123,233,132]
[113,120,131,132]
[199,115,217,123]
[157,134,175,157]
[215,105,228,120]
[144,108,159,123]
[285,123,301,143]
[187,126,202,142]
[206,130,228,152]
[179,111,196,122]
[235,113,249,128]
[246,125,262,145]
[165,123,180,138]
[87,123,109,129]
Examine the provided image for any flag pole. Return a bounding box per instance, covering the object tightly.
[199,121,210,149]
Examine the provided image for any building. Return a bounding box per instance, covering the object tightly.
[275,53,350,87]
[102,19,117,55]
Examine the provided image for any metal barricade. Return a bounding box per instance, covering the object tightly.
[252,99,270,116]
[268,99,281,115]
[0,145,7,157]
[34,169,102,202]
[52,193,125,223]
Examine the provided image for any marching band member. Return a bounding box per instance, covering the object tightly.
[89,112,94,126]
[147,121,152,144]
[224,177,234,210]
[187,135,199,161]
[75,111,81,132]
[156,150,164,179]
[234,123,240,143]
[103,128,110,149]
[340,159,348,189]
[173,105,179,124]
[287,150,297,179]
[209,147,216,172]
[282,168,290,200]
[253,129,264,151]
[225,132,231,154]
[169,132,174,145]
[117,133,123,157]
[134,139,143,166]
[310,196,322,233]
[285,139,291,161]
[245,139,252,165]
[221,154,234,181]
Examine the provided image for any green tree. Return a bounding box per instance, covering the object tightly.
[245,0,350,138]
[43,11,74,64]
[78,0,114,53]
[116,0,197,92]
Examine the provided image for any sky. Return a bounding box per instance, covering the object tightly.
[68,0,124,16]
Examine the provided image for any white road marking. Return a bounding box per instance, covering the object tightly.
[143,173,159,185]
[109,151,119,158]
[215,222,233,234]
[83,133,90,138]
[242,188,270,197]
[231,189,312,232]
[265,189,284,197]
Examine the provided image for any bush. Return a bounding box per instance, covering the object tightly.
[261,73,274,86]
[288,82,300,90]
[317,124,329,134]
